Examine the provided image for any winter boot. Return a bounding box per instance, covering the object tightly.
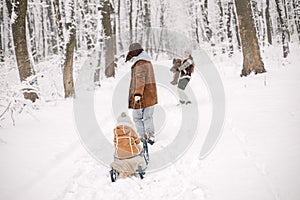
[186,101,192,105]
[145,132,155,145]
[179,100,185,104]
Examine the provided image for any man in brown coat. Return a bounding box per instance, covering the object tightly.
[126,43,158,145]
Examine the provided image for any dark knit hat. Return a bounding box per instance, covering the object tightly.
[126,43,144,62]
[129,43,143,52]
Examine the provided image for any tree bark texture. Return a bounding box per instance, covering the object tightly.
[63,0,75,98]
[234,0,266,76]
[101,0,115,78]
[7,0,38,102]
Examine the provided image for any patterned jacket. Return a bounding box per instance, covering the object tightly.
[113,125,141,159]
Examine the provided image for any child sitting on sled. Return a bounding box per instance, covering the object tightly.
[110,112,147,180]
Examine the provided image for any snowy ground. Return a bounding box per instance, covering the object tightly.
[1,46,300,200]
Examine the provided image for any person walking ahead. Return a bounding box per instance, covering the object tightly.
[126,43,158,145]
[177,50,194,105]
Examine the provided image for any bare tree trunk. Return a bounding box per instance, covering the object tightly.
[63,35,76,98]
[195,17,200,44]
[6,0,38,102]
[111,2,117,55]
[63,0,76,98]
[26,4,39,63]
[94,40,103,84]
[292,0,300,42]
[275,0,290,58]
[285,0,295,35]
[216,0,226,54]
[42,0,52,56]
[53,0,64,56]
[26,13,35,62]
[0,2,4,62]
[265,0,273,45]
[3,0,13,57]
[155,0,166,60]
[260,1,267,47]
[47,0,58,54]
[101,0,115,78]
[232,0,241,50]
[41,0,46,59]
[117,0,123,52]
[134,0,141,43]
[234,0,266,76]
[144,0,151,52]
[250,1,262,43]
[129,0,133,43]
[200,0,212,42]
[82,0,94,51]
[189,0,202,45]
[226,1,234,57]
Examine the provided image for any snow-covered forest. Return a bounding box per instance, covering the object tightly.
[1,0,300,200]
[1,0,300,102]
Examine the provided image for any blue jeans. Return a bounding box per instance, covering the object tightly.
[132,106,155,137]
[177,87,190,102]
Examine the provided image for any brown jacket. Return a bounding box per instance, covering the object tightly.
[114,125,141,159]
[128,52,158,109]
[170,58,182,72]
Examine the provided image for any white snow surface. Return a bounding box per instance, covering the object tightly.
[1,46,300,200]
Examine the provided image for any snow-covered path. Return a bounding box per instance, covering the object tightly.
[1,51,300,200]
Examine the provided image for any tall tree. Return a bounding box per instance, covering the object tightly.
[0,2,4,62]
[144,0,151,52]
[6,0,38,102]
[53,0,64,56]
[200,0,212,42]
[155,0,167,60]
[234,0,266,76]
[116,0,123,52]
[216,0,225,54]
[47,0,58,54]
[250,1,262,43]
[82,0,95,51]
[111,2,117,54]
[135,0,143,43]
[2,0,13,60]
[26,9,36,63]
[275,0,290,58]
[128,0,133,43]
[265,0,273,45]
[41,0,46,59]
[188,0,201,44]
[62,0,76,97]
[231,0,241,50]
[101,0,115,77]
[226,1,234,56]
[292,0,300,42]
[285,0,296,36]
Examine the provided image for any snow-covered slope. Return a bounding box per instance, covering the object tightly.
[0,47,300,200]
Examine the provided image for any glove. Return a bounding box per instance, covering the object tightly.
[134,96,141,102]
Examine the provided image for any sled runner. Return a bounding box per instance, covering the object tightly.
[110,139,149,182]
